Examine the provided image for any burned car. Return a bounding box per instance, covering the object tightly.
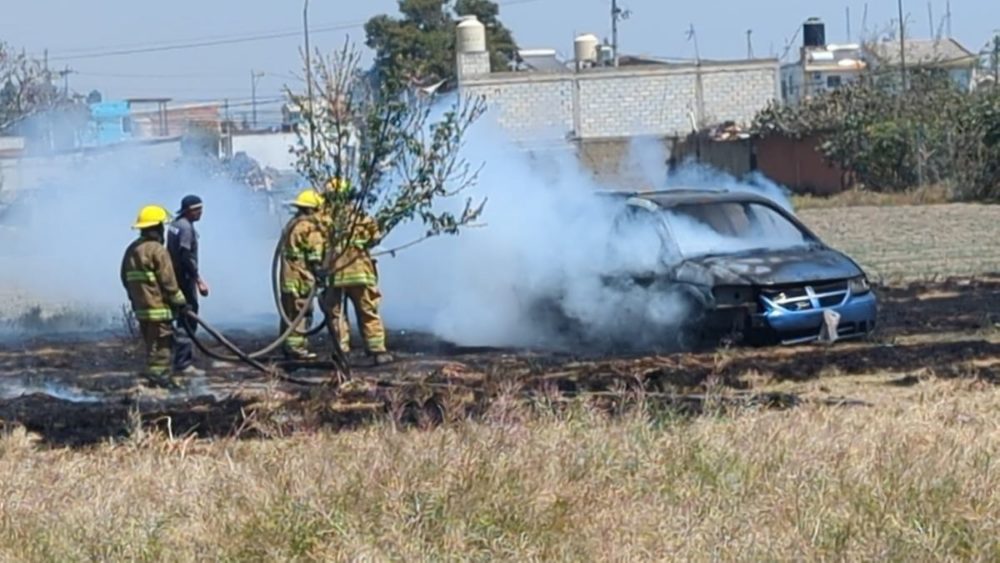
[548,189,877,349]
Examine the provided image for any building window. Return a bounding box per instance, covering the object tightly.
[826,75,842,88]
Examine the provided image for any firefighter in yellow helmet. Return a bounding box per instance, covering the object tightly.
[278,189,327,360]
[120,205,197,389]
[322,177,393,365]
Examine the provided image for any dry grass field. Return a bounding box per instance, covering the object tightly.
[3,386,1000,561]
[0,202,998,561]
[800,203,1000,282]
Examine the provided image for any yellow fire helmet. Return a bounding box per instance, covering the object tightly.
[131,205,171,230]
[290,189,325,209]
[327,177,351,193]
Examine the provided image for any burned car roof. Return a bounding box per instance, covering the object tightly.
[600,188,785,208]
[601,188,824,242]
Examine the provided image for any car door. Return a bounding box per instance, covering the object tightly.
[603,198,678,287]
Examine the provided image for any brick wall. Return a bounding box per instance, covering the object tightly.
[459,60,779,141]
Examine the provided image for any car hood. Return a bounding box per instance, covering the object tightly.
[674,246,863,286]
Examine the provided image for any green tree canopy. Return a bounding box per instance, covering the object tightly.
[364,0,518,91]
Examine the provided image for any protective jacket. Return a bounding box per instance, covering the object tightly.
[281,214,326,296]
[121,233,187,321]
[329,211,380,288]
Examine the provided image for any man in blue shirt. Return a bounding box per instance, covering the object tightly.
[167,195,209,337]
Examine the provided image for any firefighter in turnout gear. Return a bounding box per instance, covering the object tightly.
[279,189,327,360]
[322,178,393,365]
[121,205,196,388]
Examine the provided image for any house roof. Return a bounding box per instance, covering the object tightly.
[870,38,977,68]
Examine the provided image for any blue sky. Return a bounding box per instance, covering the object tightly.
[2,0,996,121]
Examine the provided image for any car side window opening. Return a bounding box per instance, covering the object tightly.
[608,204,678,272]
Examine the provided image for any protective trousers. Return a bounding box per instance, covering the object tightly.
[324,286,386,354]
[280,292,314,356]
[139,320,192,376]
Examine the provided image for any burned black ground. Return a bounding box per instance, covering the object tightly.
[0,275,997,446]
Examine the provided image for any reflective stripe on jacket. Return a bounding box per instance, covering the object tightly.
[328,211,380,288]
[121,235,187,321]
[280,214,326,296]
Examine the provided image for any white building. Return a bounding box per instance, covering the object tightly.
[867,38,979,91]
[780,17,980,104]
[780,18,867,105]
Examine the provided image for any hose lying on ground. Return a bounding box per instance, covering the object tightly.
[175,221,350,377]
[182,311,349,383]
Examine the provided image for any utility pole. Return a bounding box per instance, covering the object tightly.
[56,66,75,98]
[898,0,908,89]
[992,34,1000,85]
[250,69,264,129]
[746,29,754,58]
[611,0,620,67]
[303,0,315,153]
[610,0,631,67]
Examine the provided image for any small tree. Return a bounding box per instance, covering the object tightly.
[0,42,61,133]
[290,42,486,281]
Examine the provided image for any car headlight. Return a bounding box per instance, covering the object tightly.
[848,276,871,295]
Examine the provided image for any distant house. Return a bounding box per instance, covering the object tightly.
[781,18,868,105]
[866,38,979,91]
[780,18,980,104]
[87,101,132,146]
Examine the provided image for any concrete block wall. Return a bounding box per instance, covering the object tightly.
[463,76,575,137]
[459,60,779,141]
[699,65,779,127]
[577,70,698,138]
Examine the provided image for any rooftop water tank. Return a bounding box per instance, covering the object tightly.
[803,17,826,48]
[574,33,600,65]
[456,16,486,53]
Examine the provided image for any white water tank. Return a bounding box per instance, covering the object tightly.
[456,16,487,53]
[574,33,600,65]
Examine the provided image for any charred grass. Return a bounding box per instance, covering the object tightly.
[2,384,1000,560]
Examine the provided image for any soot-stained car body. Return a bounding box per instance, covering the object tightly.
[598,189,877,346]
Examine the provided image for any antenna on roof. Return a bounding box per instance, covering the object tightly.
[946,0,952,37]
[846,6,852,42]
[935,8,948,40]
[779,25,801,62]
[927,2,934,38]
[686,24,701,62]
[861,3,869,42]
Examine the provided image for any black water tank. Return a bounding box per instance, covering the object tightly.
[803,17,826,47]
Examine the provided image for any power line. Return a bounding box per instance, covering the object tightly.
[43,0,542,62]
[43,21,348,57]
[46,22,364,62]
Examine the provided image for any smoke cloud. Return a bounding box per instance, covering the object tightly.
[0,144,285,336]
[0,112,795,353]
[378,121,794,351]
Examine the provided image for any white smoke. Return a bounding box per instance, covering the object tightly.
[378,119,794,350]
[0,110,797,352]
[0,144,285,335]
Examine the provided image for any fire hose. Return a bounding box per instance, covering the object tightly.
[175,221,349,378]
